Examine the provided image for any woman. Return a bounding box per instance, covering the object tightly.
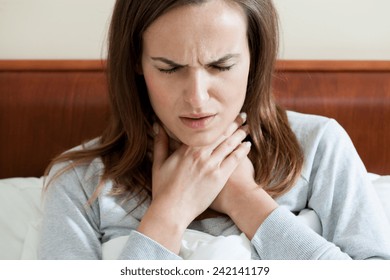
[38,0,390,259]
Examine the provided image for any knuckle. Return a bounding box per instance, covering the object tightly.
[232,151,241,162]
[189,148,212,167]
[190,149,203,161]
[232,148,245,162]
[201,159,215,173]
[225,138,236,149]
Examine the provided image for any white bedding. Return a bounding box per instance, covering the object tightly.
[0,174,389,260]
[102,230,253,260]
[101,209,321,260]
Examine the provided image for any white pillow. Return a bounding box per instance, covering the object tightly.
[371,175,390,222]
[102,230,252,260]
[0,177,43,259]
[0,174,389,259]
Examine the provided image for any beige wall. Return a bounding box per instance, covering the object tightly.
[275,0,390,60]
[0,0,389,59]
[0,0,114,59]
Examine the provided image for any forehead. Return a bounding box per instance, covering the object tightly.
[142,0,248,61]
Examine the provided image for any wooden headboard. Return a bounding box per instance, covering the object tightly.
[1,60,389,178]
[0,61,109,178]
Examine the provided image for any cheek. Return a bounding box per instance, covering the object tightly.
[233,66,250,106]
[223,72,248,108]
[144,72,171,114]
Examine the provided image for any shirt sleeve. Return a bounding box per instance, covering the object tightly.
[37,162,181,260]
[251,119,390,259]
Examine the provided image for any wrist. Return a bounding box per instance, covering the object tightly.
[137,202,187,254]
[228,187,278,240]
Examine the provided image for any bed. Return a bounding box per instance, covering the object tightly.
[1,60,389,259]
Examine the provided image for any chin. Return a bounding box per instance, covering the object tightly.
[179,133,219,148]
[168,123,228,148]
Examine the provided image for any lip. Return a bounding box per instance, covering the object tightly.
[179,113,216,129]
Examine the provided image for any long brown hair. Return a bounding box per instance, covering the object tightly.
[45,0,303,202]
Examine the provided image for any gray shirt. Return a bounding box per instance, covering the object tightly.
[38,111,390,259]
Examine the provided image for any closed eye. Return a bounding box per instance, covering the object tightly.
[158,66,182,74]
[210,64,234,72]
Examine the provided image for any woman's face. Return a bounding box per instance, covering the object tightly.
[141,0,250,147]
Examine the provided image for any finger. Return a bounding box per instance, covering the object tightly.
[211,112,247,150]
[223,112,247,137]
[153,123,169,171]
[220,141,252,174]
[211,124,249,163]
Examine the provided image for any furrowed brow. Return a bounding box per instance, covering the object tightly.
[209,54,240,65]
[151,57,186,67]
[151,54,240,67]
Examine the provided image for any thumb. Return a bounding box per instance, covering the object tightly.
[153,123,169,171]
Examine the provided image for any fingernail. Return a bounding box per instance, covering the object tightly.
[240,112,247,123]
[153,123,159,135]
[244,141,252,148]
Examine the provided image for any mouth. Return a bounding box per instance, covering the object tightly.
[179,113,216,129]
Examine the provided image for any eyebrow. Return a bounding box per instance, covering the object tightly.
[151,57,184,67]
[151,53,240,67]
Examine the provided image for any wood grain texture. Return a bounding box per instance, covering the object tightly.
[0,68,109,178]
[273,68,390,175]
[0,60,106,71]
[275,60,390,72]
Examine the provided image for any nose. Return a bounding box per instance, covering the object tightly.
[183,69,210,108]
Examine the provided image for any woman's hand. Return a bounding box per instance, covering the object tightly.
[137,114,250,253]
[210,155,256,214]
[210,156,279,240]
